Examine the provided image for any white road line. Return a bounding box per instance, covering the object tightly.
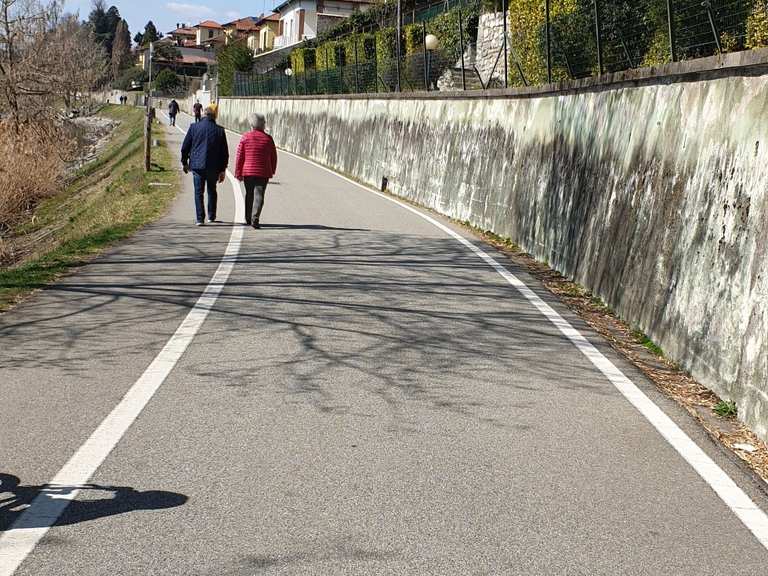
[0,115,244,576]
[272,146,768,549]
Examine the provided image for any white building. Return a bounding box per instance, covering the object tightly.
[273,0,377,49]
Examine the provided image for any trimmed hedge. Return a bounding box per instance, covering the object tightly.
[290,48,316,74]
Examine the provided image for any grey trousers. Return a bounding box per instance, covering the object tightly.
[244,177,269,224]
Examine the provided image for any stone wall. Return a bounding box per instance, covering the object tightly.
[473,12,506,86]
[218,49,768,441]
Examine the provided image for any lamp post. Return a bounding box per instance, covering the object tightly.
[424,33,439,91]
[285,67,294,96]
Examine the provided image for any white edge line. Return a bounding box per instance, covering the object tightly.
[262,138,768,549]
[0,114,244,576]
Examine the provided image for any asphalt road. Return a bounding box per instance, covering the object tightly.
[2,111,768,575]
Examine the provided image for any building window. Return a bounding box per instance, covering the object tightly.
[208,30,213,39]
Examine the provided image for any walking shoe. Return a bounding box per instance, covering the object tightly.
[195,221,205,226]
[252,221,260,229]
[207,219,219,224]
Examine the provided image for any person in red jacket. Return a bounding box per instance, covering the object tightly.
[235,113,278,229]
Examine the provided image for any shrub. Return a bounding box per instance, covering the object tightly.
[290,47,316,73]
[216,40,254,97]
[342,33,377,91]
[746,1,768,48]
[154,68,180,92]
[375,27,402,90]
[113,67,147,90]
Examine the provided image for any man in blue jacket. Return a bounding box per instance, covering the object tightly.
[181,106,229,225]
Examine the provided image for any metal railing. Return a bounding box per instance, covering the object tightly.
[231,0,768,97]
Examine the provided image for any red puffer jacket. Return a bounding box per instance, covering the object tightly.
[235,130,278,179]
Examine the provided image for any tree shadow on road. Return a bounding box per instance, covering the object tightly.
[0,473,187,531]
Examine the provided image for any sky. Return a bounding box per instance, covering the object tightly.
[63,0,279,39]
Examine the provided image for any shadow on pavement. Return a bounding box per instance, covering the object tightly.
[0,473,188,531]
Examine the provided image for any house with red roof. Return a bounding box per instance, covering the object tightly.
[195,20,223,47]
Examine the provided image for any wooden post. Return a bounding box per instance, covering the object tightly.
[144,108,152,172]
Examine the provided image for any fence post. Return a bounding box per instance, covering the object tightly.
[502,0,509,88]
[666,0,677,62]
[396,0,402,91]
[354,35,361,93]
[545,0,552,83]
[423,22,429,90]
[702,1,722,54]
[279,68,284,95]
[593,0,603,75]
[458,1,466,90]
[325,47,330,94]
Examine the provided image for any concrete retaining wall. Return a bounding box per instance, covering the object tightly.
[218,50,768,441]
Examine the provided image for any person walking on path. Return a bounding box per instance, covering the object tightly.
[168,99,179,126]
[235,113,277,229]
[181,106,229,226]
[193,100,203,123]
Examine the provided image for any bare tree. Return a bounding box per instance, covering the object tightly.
[0,0,61,125]
[0,0,107,124]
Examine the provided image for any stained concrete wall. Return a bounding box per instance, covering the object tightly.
[218,49,768,441]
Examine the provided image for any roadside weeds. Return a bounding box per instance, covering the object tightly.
[466,223,768,486]
[0,105,179,312]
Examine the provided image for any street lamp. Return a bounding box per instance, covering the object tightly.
[284,68,293,76]
[424,34,439,90]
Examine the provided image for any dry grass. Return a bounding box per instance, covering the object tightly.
[0,120,75,241]
[0,105,178,311]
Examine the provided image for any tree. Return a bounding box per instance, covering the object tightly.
[113,66,147,90]
[216,40,253,96]
[140,20,161,46]
[154,42,181,65]
[87,1,121,55]
[134,31,144,45]
[154,68,180,92]
[0,1,107,124]
[111,18,131,79]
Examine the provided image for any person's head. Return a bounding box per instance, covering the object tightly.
[249,113,266,131]
[196,99,200,103]
[204,106,216,120]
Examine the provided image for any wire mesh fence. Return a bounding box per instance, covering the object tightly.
[232,0,768,97]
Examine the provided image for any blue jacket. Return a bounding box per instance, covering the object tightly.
[181,117,229,173]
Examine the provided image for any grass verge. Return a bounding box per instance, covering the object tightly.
[0,105,178,311]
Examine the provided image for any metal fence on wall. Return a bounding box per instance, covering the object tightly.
[233,0,768,97]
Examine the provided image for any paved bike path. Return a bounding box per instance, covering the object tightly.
[3,112,768,575]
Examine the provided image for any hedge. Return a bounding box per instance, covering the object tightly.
[290,47,316,74]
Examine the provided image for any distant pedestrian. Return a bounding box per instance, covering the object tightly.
[193,100,203,123]
[181,106,229,226]
[168,99,179,126]
[235,113,277,229]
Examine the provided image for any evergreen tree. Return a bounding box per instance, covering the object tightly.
[140,21,162,46]
[87,1,122,55]
[111,19,132,79]
[217,40,254,96]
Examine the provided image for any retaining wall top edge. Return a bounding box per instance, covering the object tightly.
[222,47,768,102]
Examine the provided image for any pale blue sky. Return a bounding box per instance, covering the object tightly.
[63,0,280,40]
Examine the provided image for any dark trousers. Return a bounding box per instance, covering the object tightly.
[169,113,176,126]
[194,114,201,123]
[192,170,219,223]
[244,177,269,225]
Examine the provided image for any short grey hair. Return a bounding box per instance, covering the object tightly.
[204,106,216,118]
[249,113,266,130]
